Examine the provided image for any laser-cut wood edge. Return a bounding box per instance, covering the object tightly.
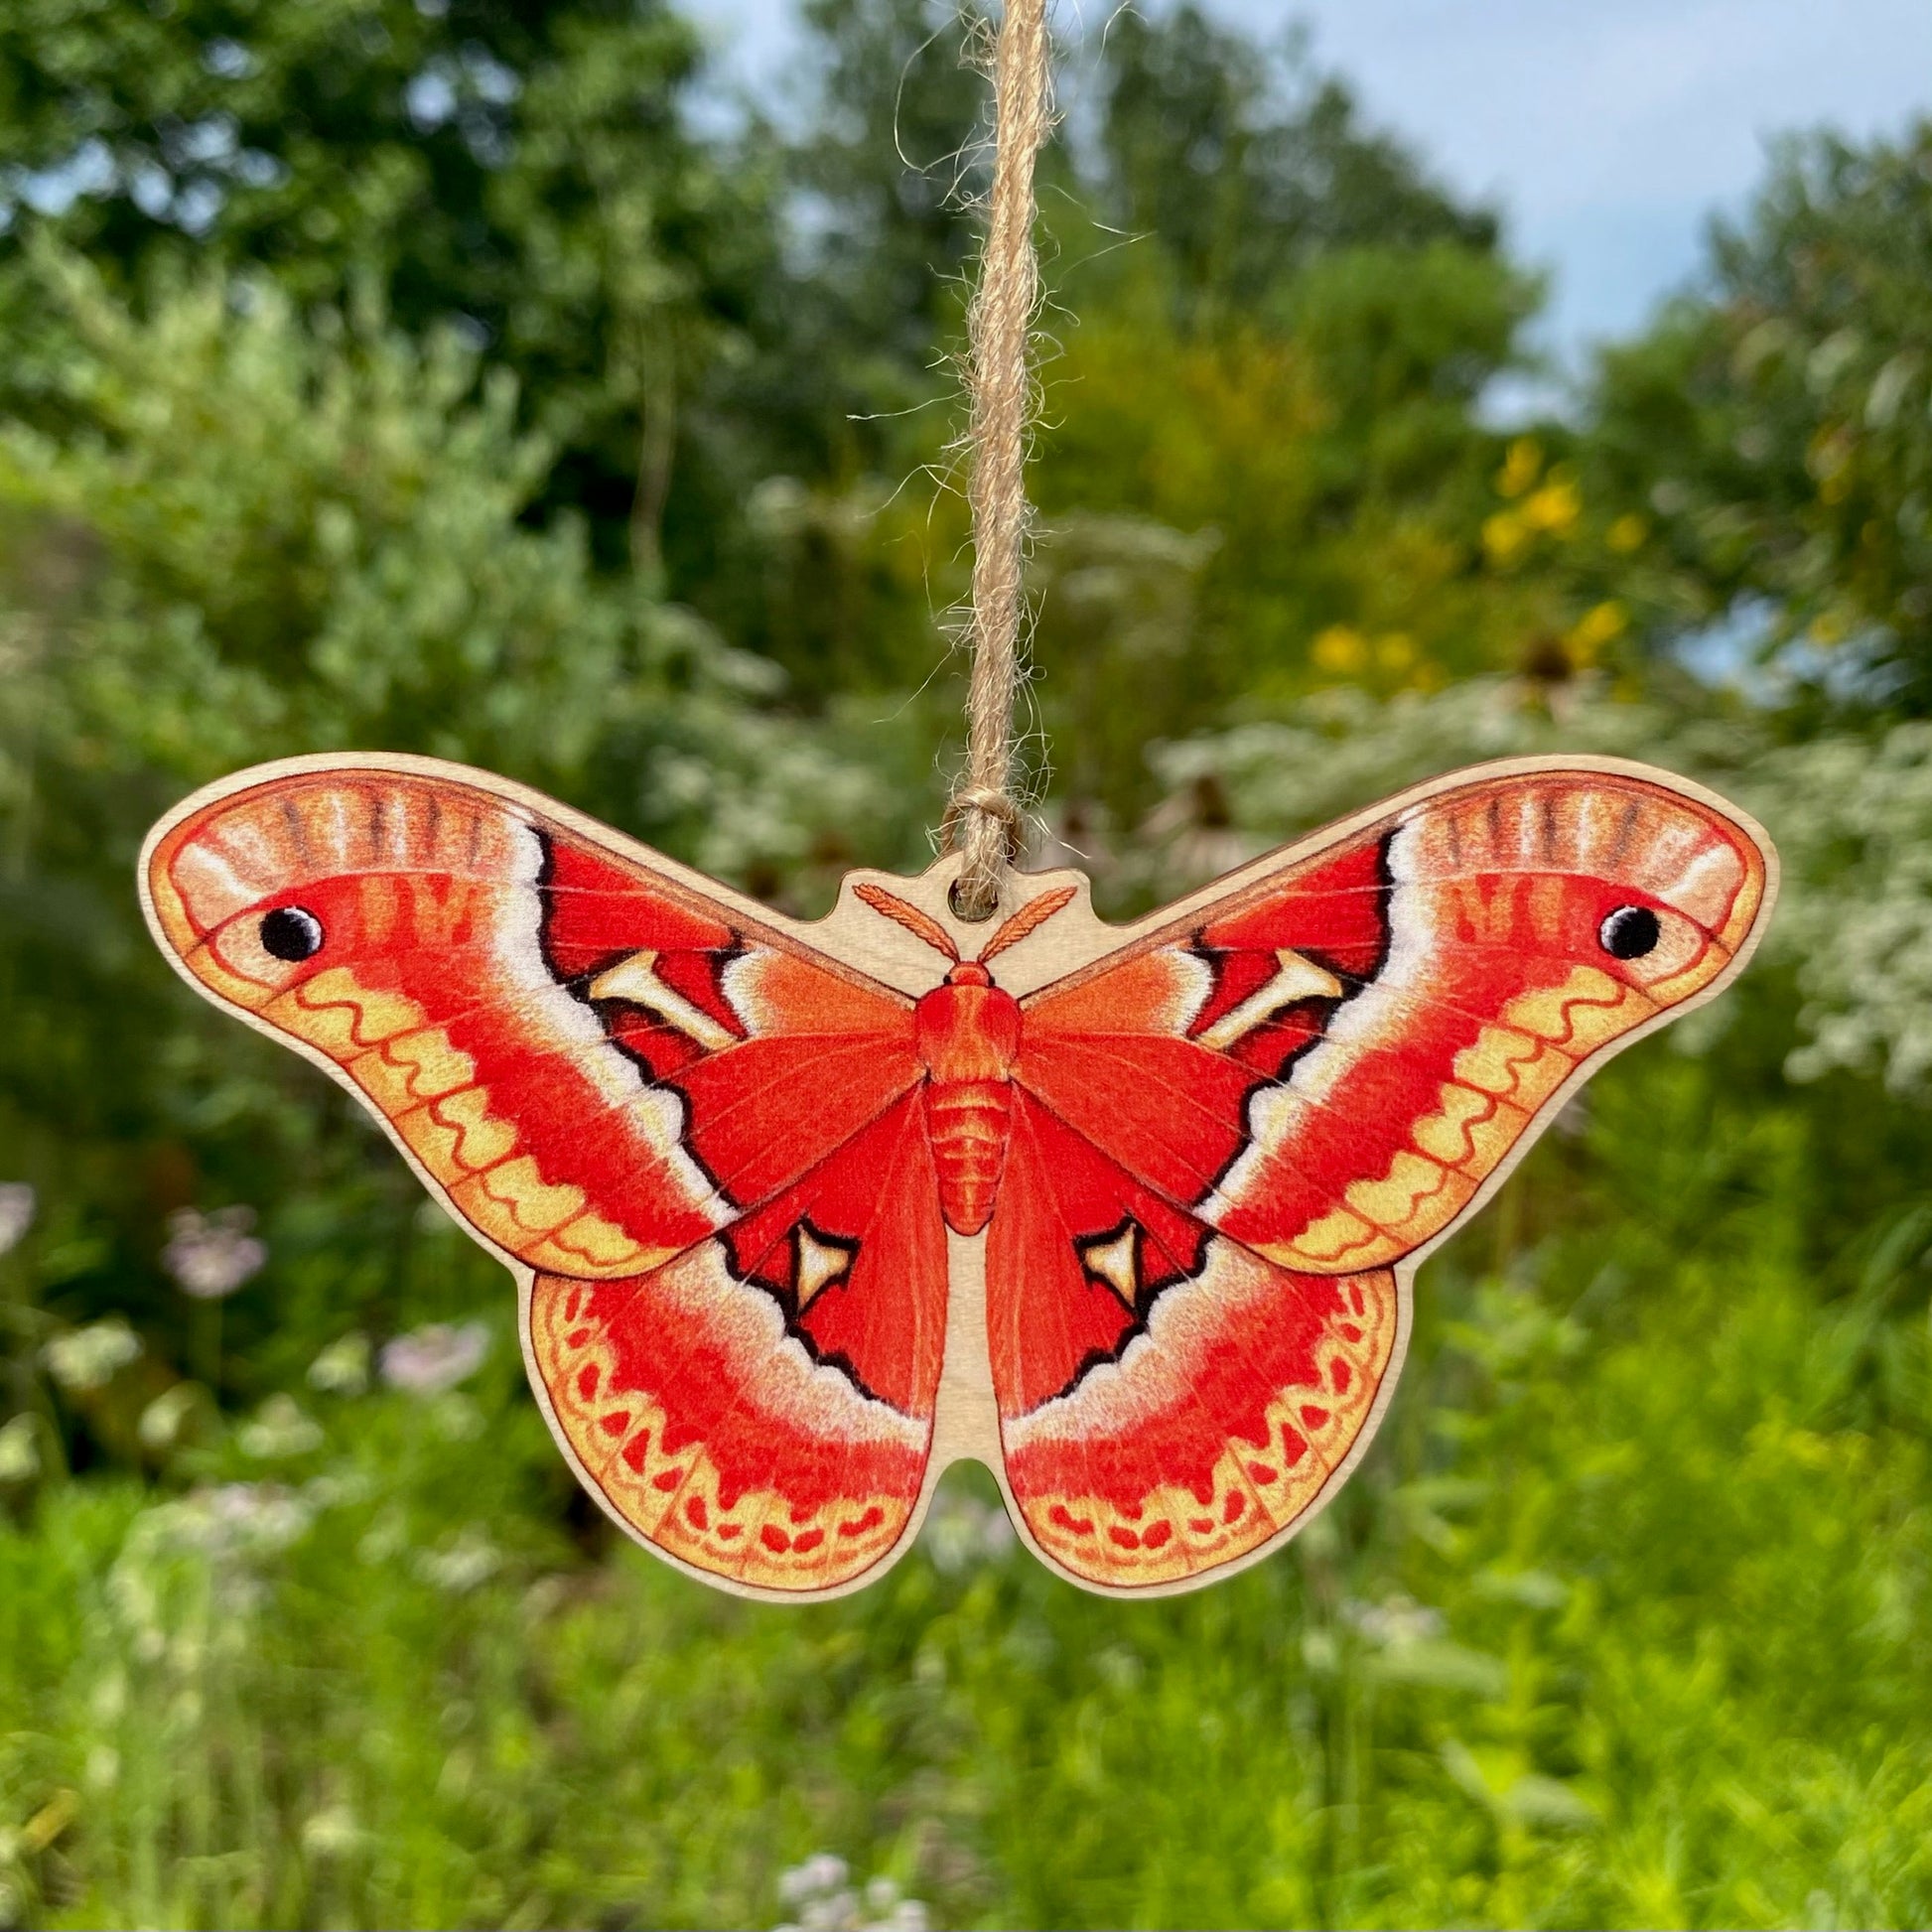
[137,749,1778,1603]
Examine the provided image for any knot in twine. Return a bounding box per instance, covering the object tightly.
[947,0,1052,922]
[941,784,1024,862]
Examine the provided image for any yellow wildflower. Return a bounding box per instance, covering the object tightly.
[1311,624,1368,674]
[1522,475,1581,537]
[1567,601,1628,663]
[1496,439,1542,498]
[1482,510,1530,568]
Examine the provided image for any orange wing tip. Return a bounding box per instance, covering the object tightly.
[1007,1272,1399,1589]
[143,813,276,1010]
[144,849,207,968]
[530,1275,922,1592]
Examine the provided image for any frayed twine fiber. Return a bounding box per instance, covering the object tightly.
[949,0,1051,921]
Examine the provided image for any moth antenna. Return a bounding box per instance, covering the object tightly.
[979,884,1077,962]
[853,882,959,961]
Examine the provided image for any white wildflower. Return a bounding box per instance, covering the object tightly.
[0,1182,36,1255]
[137,1382,207,1452]
[416,1526,502,1593]
[162,1205,267,1300]
[773,1856,929,1932]
[379,1320,488,1395]
[112,1483,313,1598]
[237,1393,324,1459]
[0,1413,42,1483]
[302,1469,370,1511]
[308,1331,370,1396]
[1770,721,1932,1088]
[201,1480,316,1550]
[779,1856,850,1908]
[42,1317,142,1392]
[1341,1592,1448,1649]
[300,1805,364,1859]
[867,1878,929,1931]
[108,1482,317,1645]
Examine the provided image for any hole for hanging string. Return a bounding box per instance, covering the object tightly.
[949,877,997,922]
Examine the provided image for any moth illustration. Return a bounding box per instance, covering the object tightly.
[140,754,1774,1598]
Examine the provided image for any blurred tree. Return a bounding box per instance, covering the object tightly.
[0,0,1565,775]
[1096,5,1498,320]
[1017,9,1549,825]
[1586,119,1932,711]
[786,0,985,423]
[0,0,744,339]
[740,3,1555,819]
[679,0,990,684]
[1030,243,1543,708]
[0,249,900,1419]
[0,0,781,585]
[0,0,1007,672]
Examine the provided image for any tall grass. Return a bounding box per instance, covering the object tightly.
[3,1035,1928,1929]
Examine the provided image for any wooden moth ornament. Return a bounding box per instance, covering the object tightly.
[140,752,1774,1599]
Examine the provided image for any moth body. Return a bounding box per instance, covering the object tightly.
[914,960,1022,1236]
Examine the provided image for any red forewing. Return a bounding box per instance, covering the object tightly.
[143,760,939,1593]
[1018,771,1769,1280]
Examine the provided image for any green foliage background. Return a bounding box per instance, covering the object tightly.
[1,4,1930,1926]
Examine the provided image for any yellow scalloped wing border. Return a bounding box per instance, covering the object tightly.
[528,1275,915,1591]
[1015,1268,1399,1588]
[263,968,667,1280]
[1262,966,1653,1273]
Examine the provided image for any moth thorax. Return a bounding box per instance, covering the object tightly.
[915,974,1022,1237]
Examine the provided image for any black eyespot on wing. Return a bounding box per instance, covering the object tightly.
[1598,904,1660,961]
[260,905,325,962]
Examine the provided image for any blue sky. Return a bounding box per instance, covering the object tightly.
[697,0,1932,365]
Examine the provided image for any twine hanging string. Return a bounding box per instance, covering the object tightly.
[948,0,1052,921]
